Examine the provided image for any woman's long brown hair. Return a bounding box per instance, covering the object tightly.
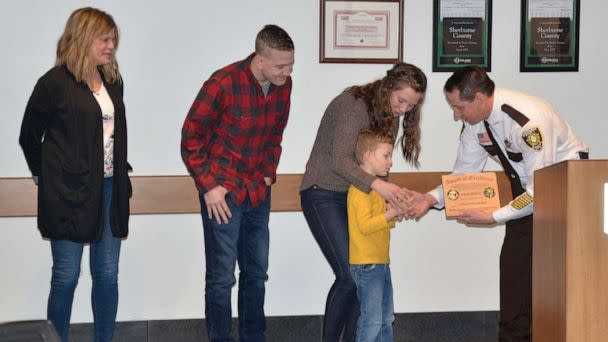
[346,63,427,167]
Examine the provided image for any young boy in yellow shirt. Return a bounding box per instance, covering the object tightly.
[348,129,405,342]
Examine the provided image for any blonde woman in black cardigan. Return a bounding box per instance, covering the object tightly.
[19,7,131,342]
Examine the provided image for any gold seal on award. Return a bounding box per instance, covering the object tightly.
[447,189,460,200]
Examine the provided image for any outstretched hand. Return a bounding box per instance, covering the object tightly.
[405,190,437,220]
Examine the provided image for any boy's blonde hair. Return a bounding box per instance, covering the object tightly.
[354,129,394,165]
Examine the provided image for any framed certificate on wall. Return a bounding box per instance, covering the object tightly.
[432,0,492,72]
[520,0,580,72]
[320,0,404,63]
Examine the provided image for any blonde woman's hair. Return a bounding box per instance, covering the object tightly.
[55,7,121,84]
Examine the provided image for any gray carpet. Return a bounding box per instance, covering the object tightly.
[67,311,498,341]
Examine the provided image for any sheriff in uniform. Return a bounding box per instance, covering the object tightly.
[409,66,588,342]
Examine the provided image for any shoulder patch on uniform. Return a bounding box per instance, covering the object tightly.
[521,126,543,151]
[501,104,529,127]
[511,192,534,210]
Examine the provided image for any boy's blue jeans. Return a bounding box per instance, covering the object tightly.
[199,191,270,342]
[350,264,394,342]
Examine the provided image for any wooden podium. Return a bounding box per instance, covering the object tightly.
[533,160,608,342]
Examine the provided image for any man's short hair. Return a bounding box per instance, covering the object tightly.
[255,24,294,55]
[444,66,495,102]
[354,129,394,165]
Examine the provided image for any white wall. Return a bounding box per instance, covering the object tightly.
[1,0,606,323]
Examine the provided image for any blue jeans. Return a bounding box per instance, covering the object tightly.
[199,191,270,342]
[350,264,394,342]
[300,186,359,342]
[47,177,121,342]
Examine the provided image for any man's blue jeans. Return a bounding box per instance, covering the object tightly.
[350,264,394,342]
[199,191,270,342]
[47,177,121,342]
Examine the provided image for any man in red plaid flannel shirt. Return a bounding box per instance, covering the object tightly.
[181,25,294,342]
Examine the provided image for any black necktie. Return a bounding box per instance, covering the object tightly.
[483,121,525,197]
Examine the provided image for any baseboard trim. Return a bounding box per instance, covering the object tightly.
[68,311,498,342]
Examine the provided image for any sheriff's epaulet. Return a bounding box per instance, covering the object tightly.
[501,104,529,127]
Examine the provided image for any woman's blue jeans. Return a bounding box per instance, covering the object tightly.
[300,186,359,342]
[47,177,121,342]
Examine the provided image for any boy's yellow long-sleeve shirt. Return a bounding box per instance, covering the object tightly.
[347,185,395,264]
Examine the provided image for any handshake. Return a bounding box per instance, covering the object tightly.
[377,179,497,225]
[384,187,437,222]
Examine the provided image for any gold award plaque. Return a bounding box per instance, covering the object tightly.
[441,172,501,218]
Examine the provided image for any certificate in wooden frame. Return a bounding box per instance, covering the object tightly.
[520,0,580,72]
[432,0,492,72]
[320,0,404,63]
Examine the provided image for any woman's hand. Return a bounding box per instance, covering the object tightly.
[371,178,410,211]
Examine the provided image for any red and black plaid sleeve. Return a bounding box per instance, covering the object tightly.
[180,77,223,193]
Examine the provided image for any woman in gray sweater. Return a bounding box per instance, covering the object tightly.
[300,63,427,342]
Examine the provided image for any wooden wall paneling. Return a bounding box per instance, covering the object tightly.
[0,172,513,217]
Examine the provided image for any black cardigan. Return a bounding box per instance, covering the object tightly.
[19,66,131,242]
